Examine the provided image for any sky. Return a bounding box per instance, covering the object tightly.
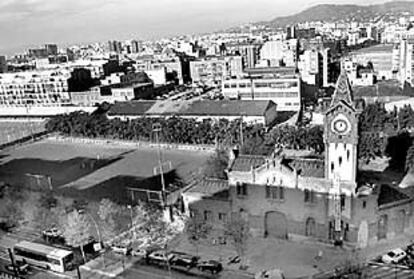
[0,0,396,54]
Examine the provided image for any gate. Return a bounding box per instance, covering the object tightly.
[264,211,288,239]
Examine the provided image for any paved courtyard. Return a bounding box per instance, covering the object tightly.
[172,232,414,278]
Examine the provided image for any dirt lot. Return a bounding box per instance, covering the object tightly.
[0,139,209,203]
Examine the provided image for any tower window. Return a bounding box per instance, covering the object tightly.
[362,200,367,209]
[339,157,342,166]
[347,150,350,160]
[331,162,334,172]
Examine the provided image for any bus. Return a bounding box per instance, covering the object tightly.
[13,241,74,273]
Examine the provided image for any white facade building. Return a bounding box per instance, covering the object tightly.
[0,70,71,107]
[222,76,301,111]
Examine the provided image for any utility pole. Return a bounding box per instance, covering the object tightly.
[152,123,166,208]
[8,248,18,277]
[239,113,244,147]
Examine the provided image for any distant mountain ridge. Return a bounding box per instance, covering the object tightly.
[265,1,414,27]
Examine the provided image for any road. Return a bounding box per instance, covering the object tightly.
[119,263,253,279]
[363,263,414,279]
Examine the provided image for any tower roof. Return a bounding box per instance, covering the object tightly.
[330,70,354,109]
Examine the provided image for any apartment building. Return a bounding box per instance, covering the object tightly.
[0,70,71,107]
[190,56,243,87]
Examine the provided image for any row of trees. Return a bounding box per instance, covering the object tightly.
[46,111,253,147]
[46,111,327,155]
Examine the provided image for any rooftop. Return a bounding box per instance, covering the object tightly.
[230,154,267,172]
[351,44,394,55]
[16,241,73,258]
[107,101,156,116]
[108,100,276,117]
[376,184,410,207]
[283,157,325,178]
[187,178,229,200]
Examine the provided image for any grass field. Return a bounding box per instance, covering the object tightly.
[0,121,46,145]
[0,139,209,203]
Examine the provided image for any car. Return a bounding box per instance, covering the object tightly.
[6,261,30,275]
[42,227,62,238]
[382,248,407,264]
[147,250,174,266]
[197,260,223,274]
[131,248,147,257]
[169,251,199,269]
[111,244,131,255]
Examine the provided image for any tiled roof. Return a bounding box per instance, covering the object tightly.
[283,157,325,178]
[107,100,275,118]
[107,101,156,116]
[187,178,229,199]
[377,184,410,207]
[230,154,267,172]
[178,100,274,117]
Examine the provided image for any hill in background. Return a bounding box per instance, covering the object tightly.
[264,1,414,27]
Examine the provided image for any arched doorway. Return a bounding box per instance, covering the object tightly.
[396,210,406,234]
[264,211,288,239]
[305,217,316,237]
[378,214,388,240]
[357,220,369,248]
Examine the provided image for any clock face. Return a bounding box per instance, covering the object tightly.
[331,114,351,135]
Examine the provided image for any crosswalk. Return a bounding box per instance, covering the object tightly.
[364,263,414,279]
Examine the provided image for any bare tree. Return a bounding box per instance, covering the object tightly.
[185,216,212,256]
[61,210,92,263]
[224,214,250,269]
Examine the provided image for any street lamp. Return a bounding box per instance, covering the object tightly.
[82,210,106,268]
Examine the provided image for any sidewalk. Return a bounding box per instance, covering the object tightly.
[80,252,138,279]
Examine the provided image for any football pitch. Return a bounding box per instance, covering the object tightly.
[0,139,210,203]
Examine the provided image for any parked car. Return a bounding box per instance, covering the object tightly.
[111,244,131,255]
[148,250,174,266]
[169,251,199,269]
[382,248,407,264]
[131,248,147,257]
[197,260,223,274]
[42,227,62,238]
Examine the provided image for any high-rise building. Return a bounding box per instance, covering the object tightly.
[395,38,414,86]
[108,40,122,53]
[0,56,7,73]
[45,44,58,56]
[28,48,48,58]
[286,25,296,40]
[298,49,323,87]
[131,40,143,53]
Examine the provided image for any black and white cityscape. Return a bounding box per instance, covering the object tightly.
[2,1,414,278]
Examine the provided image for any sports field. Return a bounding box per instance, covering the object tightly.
[0,139,210,203]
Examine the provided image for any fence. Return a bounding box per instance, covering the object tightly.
[48,135,217,153]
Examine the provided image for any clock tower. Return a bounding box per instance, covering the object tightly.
[324,70,358,188]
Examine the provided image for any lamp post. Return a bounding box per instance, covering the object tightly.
[83,211,105,267]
